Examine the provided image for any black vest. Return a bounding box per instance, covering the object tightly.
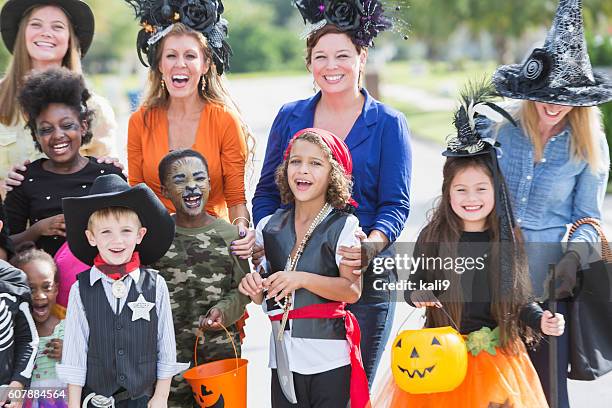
[78,268,158,398]
[263,208,348,340]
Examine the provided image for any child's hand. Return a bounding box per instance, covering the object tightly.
[2,381,24,408]
[45,338,63,360]
[410,290,442,308]
[147,395,167,408]
[541,310,565,336]
[264,271,304,302]
[199,308,224,331]
[231,229,256,260]
[239,272,264,298]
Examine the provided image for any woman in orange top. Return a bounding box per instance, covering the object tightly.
[126,2,255,257]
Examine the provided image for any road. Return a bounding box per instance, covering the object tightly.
[110,74,612,407]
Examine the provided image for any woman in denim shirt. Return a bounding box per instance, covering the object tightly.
[489,0,612,405]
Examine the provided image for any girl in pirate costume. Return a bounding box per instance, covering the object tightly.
[374,83,565,408]
[239,128,369,408]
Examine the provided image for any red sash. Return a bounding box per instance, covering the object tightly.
[269,302,371,408]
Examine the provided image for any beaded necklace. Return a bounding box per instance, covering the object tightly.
[277,202,333,340]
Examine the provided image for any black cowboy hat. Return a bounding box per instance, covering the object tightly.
[1,0,94,56]
[62,174,175,266]
[493,0,612,107]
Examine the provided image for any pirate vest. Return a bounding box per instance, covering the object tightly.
[77,268,158,398]
[263,208,348,340]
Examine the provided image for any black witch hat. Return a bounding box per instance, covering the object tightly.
[293,0,407,47]
[124,0,232,74]
[0,0,95,56]
[444,81,520,298]
[493,0,612,107]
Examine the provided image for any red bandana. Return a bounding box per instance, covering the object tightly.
[93,252,141,281]
[284,127,358,208]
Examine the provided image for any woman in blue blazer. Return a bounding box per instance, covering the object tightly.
[252,15,412,385]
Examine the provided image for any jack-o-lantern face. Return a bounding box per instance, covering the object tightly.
[391,326,468,394]
[192,384,225,408]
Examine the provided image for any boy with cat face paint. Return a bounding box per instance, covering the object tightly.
[155,149,250,407]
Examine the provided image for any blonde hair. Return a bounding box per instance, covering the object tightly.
[141,23,255,161]
[0,5,82,126]
[87,207,142,231]
[512,100,605,172]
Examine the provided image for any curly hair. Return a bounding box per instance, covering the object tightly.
[17,67,94,152]
[275,131,353,209]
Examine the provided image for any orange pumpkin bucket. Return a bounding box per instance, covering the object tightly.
[183,323,248,408]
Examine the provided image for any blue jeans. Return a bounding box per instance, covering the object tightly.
[347,246,397,388]
[528,300,570,408]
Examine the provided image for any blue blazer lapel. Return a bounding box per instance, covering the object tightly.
[345,88,378,150]
[289,92,320,140]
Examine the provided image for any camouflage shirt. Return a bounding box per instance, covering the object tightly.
[154,218,250,407]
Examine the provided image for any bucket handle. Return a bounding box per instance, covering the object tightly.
[194,321,240,373]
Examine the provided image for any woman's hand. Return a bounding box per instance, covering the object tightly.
[264,271,305,302]
[410,290,442,308]
[239,272,264,298]
[199,308,224,331]
[3,160,30,192]
[541,310,565,336]
[338,227,367,275]
[45,338,63,360]
[251,244,265,268]
[231,228,255,260]
[33,214,66,237]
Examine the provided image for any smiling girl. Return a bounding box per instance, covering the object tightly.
[240,128,370,408]
[4,68,123,257]
[375,84,564,408]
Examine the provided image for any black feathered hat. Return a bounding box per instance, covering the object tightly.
[294,0,407,47]
[1,0,94,56]
[62,174,175,266]
[493,0,612,107]
[124,0,232,74]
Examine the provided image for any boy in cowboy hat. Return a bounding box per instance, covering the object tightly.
[154,149,250,407]
[56,174,188,408]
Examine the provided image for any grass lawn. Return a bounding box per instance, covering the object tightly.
[381,60,498,98]
[384,97,452,145]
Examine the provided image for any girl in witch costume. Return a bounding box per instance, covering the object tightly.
[490,1,611,405]
[239,128,370,408]
[374,83,565,408]
[56,175,188,408]
[252,0,411,386]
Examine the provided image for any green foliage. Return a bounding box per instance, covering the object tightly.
[82,0,139,73]
[224,0,304,73]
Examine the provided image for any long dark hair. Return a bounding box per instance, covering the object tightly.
[418,155,536,354]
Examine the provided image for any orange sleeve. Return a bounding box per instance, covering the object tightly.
[220,110,247,207]
[127,109,145,186]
